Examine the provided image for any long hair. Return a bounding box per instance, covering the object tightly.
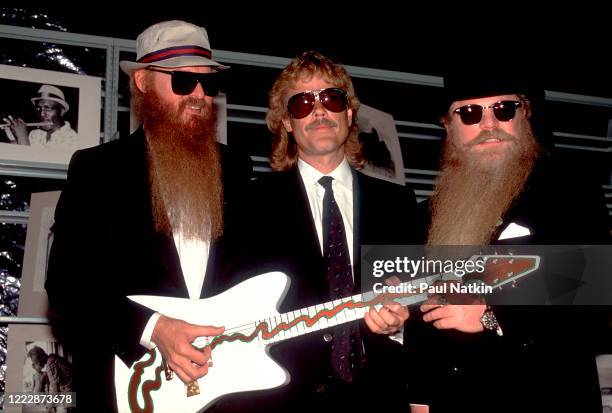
[266,51,364,171]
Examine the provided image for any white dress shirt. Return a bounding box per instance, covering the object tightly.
[297,157,354,273]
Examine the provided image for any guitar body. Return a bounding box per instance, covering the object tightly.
[114,272,291,413]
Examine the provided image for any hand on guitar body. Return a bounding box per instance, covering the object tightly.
[420,281,486,333]
[151,314,225,383]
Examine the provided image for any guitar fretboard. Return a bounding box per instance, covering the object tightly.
[194,274,439,349]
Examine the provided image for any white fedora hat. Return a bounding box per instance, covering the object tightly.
[119,20,229,75]
[31,85,69,113]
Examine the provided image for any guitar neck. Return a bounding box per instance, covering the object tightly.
[259,273,441,345]
[193,255,538,351]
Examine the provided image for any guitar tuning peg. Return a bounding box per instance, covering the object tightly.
[512,280,517,288]
[493,278,499,284]
[508,259,514,264]
[506,271,514,278]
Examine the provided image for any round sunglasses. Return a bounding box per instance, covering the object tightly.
[287,88,348,119]
[146,67,220,97]
[452,100,522,125]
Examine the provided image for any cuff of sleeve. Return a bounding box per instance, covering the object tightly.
[388,325,404,345]
[140,312,161,350]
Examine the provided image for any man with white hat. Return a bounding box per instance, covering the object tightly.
[3,84,77,149]
[45,20,251,412]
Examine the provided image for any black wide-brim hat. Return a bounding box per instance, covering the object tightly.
[439,67,552,147]
[440,68,545,115]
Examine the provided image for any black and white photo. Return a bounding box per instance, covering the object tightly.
[5,325,73,413]
[0,64,101,165]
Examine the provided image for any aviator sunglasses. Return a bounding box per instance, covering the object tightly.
[146,67,221,97]
[287,88,349,119]
[453,100,522,125]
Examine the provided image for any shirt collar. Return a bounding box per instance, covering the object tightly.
[297,157,353,191]
[53,121,71,133]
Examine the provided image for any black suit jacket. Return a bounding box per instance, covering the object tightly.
[45,128,252,412]
[213,167,421,412]
[407,157,610,412]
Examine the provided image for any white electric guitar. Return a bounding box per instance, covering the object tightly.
[114,254,540,413]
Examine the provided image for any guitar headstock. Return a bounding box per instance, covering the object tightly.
[462,255,540,290]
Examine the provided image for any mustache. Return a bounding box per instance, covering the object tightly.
[305,118,338,131]
[466,129,518,147]
[178,97,209,113]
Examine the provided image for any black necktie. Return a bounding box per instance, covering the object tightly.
[318,176,365,382]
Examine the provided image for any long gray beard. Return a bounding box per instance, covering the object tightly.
[427,127,540,245]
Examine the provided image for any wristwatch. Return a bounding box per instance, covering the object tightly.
[480,307,503,336]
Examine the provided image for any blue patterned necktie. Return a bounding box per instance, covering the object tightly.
[318,176,365,382]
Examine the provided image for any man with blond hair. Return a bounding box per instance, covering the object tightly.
[220,51,420,412]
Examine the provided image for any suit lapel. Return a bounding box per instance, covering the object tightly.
[352,170,363,290]
[153,232,188,296]
[291,167,324,259]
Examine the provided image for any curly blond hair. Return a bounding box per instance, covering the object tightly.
[266,51,364,171]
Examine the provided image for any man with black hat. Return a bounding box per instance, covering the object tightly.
[45,20,251,412]
[404,72,610,412]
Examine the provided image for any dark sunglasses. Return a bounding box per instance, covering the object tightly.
[453,100,522,125]
[287,88,348,119]
[146,67,220,97]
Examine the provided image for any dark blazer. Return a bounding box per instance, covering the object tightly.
[406,157,610,413]
[45,128,252,412]
[212,166,421,412]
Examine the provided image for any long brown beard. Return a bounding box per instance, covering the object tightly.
[135,84,223,242]
[427,125,541,245]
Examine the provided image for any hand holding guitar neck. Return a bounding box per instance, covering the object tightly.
[365,275,410,335]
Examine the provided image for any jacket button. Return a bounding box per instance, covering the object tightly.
[323,333,333,342]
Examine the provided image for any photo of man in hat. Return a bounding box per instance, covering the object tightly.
[3,84,78,149]
[45,20,252,412]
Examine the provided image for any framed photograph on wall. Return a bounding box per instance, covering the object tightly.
[0,64,101,166]
[17,191,61,318]
[357,104,405,185]
[5,324,73,413]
